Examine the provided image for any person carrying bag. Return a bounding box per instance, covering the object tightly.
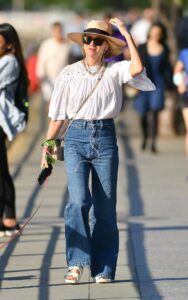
[0,23,28,238]
[40,18,155,284]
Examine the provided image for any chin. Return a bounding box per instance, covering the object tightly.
[88,52,98,59]
[89,53,97,58]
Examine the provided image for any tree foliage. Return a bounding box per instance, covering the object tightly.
[0,0,187,11]
[84,0,150,11]
[24,0,151,11]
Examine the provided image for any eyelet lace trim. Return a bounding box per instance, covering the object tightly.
[59,61,106,81]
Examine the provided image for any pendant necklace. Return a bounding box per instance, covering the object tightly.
[83,59,104,76]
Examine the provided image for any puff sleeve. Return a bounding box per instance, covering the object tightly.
[110,60,156,91]
[48,66,70,120]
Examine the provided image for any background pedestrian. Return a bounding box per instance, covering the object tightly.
[134,21,173,153]
[0,23,28,237]
[36,22,70,109]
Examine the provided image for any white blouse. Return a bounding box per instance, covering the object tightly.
[48,60,155,121]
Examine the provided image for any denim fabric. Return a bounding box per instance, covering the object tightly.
[64,119,119,279]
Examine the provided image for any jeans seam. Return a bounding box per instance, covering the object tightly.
[68,261,91,267]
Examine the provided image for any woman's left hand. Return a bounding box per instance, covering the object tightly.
[110,17,144,77]
[109,18,130,37]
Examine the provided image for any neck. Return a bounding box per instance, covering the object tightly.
[148,39,160,44]
[85,55,103,66]
[55,37,64,43]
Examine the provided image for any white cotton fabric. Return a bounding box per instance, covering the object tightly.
[48,60,155,121]
[36,38,70,82]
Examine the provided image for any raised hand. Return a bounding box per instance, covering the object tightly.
[110,18,143,77]
[109,18,130,37]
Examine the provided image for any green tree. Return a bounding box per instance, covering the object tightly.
[0,0,187,11]
[84,0,150,11]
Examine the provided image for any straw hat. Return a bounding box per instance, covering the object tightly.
[67,20,126,57]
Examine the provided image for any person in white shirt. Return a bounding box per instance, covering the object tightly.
[130,8,154,45]
[36,22,70,103]
[41,18,155,285]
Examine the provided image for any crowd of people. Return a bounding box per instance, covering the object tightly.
[0,7,188,285]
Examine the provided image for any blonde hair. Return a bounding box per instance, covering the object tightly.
[104,45,112,58]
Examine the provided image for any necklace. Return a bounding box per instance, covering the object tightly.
[83,59,104,76]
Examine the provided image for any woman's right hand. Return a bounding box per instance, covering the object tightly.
[40,119,64,169]
[41,146,49,169]
[178,83,187,94]
[174,61,187,94]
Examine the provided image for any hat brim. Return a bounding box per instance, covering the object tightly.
[67,32,126,57]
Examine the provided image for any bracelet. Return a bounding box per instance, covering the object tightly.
[41,139,56,147]
[41,139,56,165]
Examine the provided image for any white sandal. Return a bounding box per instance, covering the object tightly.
[95,275,112,284]
[64,266,83,284]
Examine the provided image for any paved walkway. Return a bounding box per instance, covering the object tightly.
[0,96,188,300]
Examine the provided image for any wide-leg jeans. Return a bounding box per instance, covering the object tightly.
[64,119,119,279]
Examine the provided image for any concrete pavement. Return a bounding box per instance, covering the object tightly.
[0,96,188,299]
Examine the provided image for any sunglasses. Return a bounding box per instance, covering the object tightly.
[82,35,105,46]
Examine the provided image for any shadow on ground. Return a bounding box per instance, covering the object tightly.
[117,119,163,300]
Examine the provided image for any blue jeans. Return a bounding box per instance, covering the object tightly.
[64,119,119,279]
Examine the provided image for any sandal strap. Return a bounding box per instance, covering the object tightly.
[95,275,112,283]
[68,266,83,274]
[64,266,83,282]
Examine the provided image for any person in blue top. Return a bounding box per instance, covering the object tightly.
[0,23,28,237]
[174,43,188,156]
[134,21,173,153]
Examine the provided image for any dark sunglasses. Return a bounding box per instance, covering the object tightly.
[82,35,105,46]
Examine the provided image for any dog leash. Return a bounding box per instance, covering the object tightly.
[0,179,49,250]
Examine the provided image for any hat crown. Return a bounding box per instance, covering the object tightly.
[67,19,126,57]
[85,20,112,35]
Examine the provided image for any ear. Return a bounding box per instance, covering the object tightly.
[7,43,15,53]
[7,42,12,49]
[104,41,109,52]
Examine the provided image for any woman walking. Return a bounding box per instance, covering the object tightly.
[134,21,173,153]
[41,18,155,284]
[0,23,28,237]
